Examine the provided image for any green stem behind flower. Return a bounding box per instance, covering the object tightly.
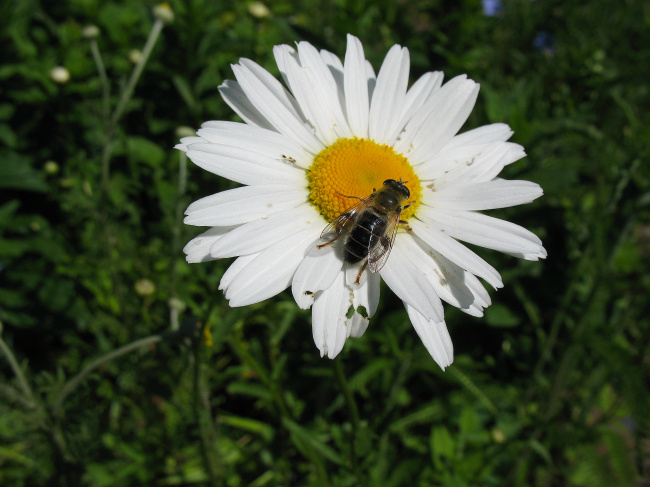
[334,358,363,481]
[89,38,110,122]
[0,331,36,409]
[52,334,163,416]
[111,18,164,126]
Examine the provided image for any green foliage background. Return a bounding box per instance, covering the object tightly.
[1,0,649,485]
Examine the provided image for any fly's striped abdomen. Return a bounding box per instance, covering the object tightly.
[344,209,388,264]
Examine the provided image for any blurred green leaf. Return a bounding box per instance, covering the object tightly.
[126,136,166,167]
[484,303,520,328]
[0,150,47,192]
[430,426,455,461]
[282,418,344,465]
[219,414,275,442]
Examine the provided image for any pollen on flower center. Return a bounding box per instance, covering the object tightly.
[307,138,421,222]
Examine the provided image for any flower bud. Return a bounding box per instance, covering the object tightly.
[44,161,59,174]
[175,126,196,138]
[153,3,174,23]
[50,66,70,84]
[128,49,143,64]
[135,279,156,296]
[82,25,100,39]
[248,2,271,18]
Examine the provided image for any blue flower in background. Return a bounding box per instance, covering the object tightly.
[482,0,502,16]
[622,416,636,431]
[533,31,556,54]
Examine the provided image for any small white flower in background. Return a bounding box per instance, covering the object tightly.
[135,279,156,296]
[44,161,59,175]
[177,35,546,370]
[175,126,196,139]
[82,25,100,39]
[153,2,174,24]
[50,66,70,84]
[248,1,271,18]
[128,49,143,65]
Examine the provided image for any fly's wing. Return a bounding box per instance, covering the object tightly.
[367,208,402,273]
[320,195,373,241]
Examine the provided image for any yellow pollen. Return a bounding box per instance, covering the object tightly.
[308,138,421,222]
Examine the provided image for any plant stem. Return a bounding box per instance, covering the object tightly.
[0,333,35,408]
[169,151,188,331]
[334,359,360,431]
[100,17,164,189]
[334,358,362,480]
[89,38,110,122]
[52,334,163,416]
[193,323,220,487]
[111,18,164,126]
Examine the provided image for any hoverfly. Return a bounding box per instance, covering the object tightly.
[318,179,412,284]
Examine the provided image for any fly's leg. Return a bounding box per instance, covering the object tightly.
[398,219,412,231]
[318,211,353,249]
[354,260,369,285]
[317,235,341,249]
[336,191,364,201]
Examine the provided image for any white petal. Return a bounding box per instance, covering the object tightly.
[405,78,480,163]
[398,71,444,133]
[345,260,368,288]
[368,44,410,144]
[312,271,350,359]
[185,143,305,186]
[411,236,475,310]
[464,273,492,309]
[422,141,526,185]
[273,43,300,89]
[366,60,377,100]
[232,61,322,154]
[380,234,444,322]
[239,57,305,119]
[218,79,275,130]
[394,76,477,162]
[409,217,503,289]
[175,136,202,152]
[197,120,314,169]
[225,227,320,306]
[320,48,344,73]
[458,273,492,317]
[319,48,347,133]
[351,270,381,318]
[183,226,235,263]
[291,239,345,309]
[184,185,308,227]
[444,123,513,149]
[344,34,370,138]
[219,253,260,292]
[426,179,543,211]
[406,304,454,370]
[348,312,369,339]
[460,306,484,318]
[393,75,468,155]
[431,208,546,260]
[279,49,339,145]
[297,41,352,138]
[210,205,322,258]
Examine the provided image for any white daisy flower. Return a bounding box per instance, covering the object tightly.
[177,34,546,370]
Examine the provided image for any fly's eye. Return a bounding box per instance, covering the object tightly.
[383,179,396,185]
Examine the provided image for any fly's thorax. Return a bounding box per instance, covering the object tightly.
[383,179,411,201]
[374,186,409,214]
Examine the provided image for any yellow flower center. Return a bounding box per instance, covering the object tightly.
[307,138,421,222]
